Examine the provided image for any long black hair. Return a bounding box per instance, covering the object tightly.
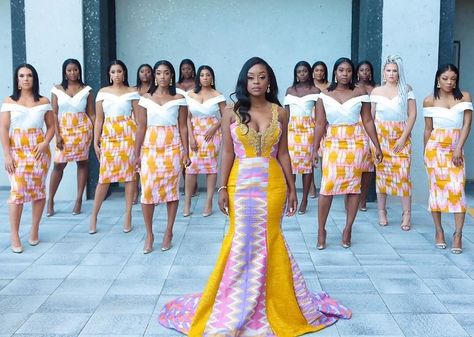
[60,59,85,90]
[135,63,152,88]
[312,61,328,84]
[356,60,376,87]
[327,57,355,92]
[434,63,463,100]
[194,65,216,94]
[11,63,41,102]
[178,59,195,83]
[292,61,313,88]
[232,57,281,126]
[148,60,177,96]
[107,60,129,87]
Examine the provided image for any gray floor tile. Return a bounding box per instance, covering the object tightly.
[16,313,91,334]
[117,265,171,280]
[37,294,104,313]
[161,278,207,295]
[316,266,368,279]
[35,252,86,265]
[381,294,448,313]
[364,265,418,279]
[0,313,30,334]
[393,313,469,336]
[411,265,470,279]
[310,252,361,266]
[54,279,113,296]
[336,313,404,336]
[95,295,157,314]
[80,252,131,265]
[319,279,378,294]
[167,265,214,279]
[0,279,63,295]
[424,278,474,294]
[108,279,166,295]
[437,295,474,313]
[329,293,389,313]
[0,263,31,279]
[370,278,432,294]
[67,265,123,279]
[453,314,474,336]
[17,265,76,279]
[81,312,150,334]
[0,295,47,313]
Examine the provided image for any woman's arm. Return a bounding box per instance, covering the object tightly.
[133,100,146,166]
[178,105,191,166]
[394,98,417,153]
[313,99,327,163]
[217,107,236,216]
[51,91,63,150]
[360,102,382,163]
[86,90,96,125]
[453,93,472,166]
[0,109,14,174]
[276,106,297,216]
[94,99,104,159]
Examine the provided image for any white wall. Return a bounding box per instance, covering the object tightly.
[455,0,474,180]
[382,0,440,204]
[115,0,352,102]
[25,0,84,200]
[0,0,12,187]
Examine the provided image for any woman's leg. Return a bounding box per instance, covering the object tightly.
[317,194,333,249]
[47,162,67,215]
[89,183,110,233]
[142,203,155,253]
[162,200,179,250]
[203,173,217,216]
[73,160,88,214]
[123,180,135,232]
[183,174,197,216]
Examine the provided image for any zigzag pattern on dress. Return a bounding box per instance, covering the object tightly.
[205,159,272,335]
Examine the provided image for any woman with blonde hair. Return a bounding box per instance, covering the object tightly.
[370,55,416,230]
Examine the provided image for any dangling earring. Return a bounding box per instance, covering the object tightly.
[266,85,270,93]
[357,76,360,82]
[169,78,173,87]
[383,75,386,83]
[18,85,21,90]
[110,77,113,84]
[211,80,214,86]
[335,78,338,84]
[453,83,456,89]
[437,81,441,88]
[297,78,299,83]
[78,74,81,81]
[369,75,372,81]
[154,78,158,86]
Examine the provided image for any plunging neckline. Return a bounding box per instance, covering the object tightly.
[245,104,277,135]
[55,86,90,99]
[320,92,366,106]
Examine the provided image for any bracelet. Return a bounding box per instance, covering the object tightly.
[217,186,228,193]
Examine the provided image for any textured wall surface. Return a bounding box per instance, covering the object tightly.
[116,0,352,102]
[382,0,441,203]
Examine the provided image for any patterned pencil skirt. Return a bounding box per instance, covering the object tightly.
[288,115,315,174]
[186,116,221,175]
[55,111,93,163]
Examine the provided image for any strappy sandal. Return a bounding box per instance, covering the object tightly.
[435,229,447,249]
[451,231,463,254]
[378,209,388,226]
[401,211,411,231]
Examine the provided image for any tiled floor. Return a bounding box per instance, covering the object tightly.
[0,189,473,337]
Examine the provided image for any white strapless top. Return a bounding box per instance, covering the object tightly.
[319,93,370,125]
[283,94,319,117]
[96,91,140,118]
[371,91,415,122]
[176,88,189,96]
[51,86,91,117]
[423,101,473,129]
[186,94,225,119]
[138,97,187,126]
[1,103,51,131]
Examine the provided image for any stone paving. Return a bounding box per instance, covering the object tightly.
[0,189,473,337]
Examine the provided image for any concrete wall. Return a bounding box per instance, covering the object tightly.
[381,0,441,204]
[115,0,352,102]
[455,0,474,180]
[0,0,13,187]
[24,0,84,200]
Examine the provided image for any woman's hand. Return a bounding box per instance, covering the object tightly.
[286,189,298,216]
[393,137,406,153]
[218,188,229,216]
[134,154,141,172]
[312,152,319,168]
[94,143,101,159]
[452,147,463,167]
[204,125,218,142]
[182,154,191,168]
[4,153,15,174]
[189,136,198,152]
[374,147,383,164]
[33,141,49,160]
[55,134,64,151]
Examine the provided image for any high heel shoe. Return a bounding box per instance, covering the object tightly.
[451,231,463,254]
[11,245,23,253]
[378,209,388,226]
[435,229,447,249]
[317,229,326,250]
[143,234,154,254]
[401,211,411,231]
[341,228,351,248]
[28,239,39,246]
[123,226,133,233]
[161,233,173,251]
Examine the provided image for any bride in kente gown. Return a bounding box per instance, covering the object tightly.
[159,57,351,336]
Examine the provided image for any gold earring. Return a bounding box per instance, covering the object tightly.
[169,79,173,87]
[266,85,270,93]
[453,83,456,89]
[110,77,113,84]
[18,85,21,90]
[154,78,158,86]
[335,78,338,84]
[211,80,214,86]
[78,75,81,81]
[437,81,441,88]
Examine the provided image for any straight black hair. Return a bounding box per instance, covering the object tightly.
[148,60,177,96]
[107,59,129,87]
[356,60,376,87]
[11,63,41,102]
[312,61,328,84]
[327,57,356,92]
[434,63,463,100]
[232,57,281,127]
[135,63,152,88]
[178,59,195,83]
[194,65,216,94]
[292,61,314,89]
[60,59,85,90]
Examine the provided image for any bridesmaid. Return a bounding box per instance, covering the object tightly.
[47,59,94,216]
[89,60,140,234]
[134,60,190,253]
[0,64,54,253]
[355,60,376,211]
[177,58,196,94]
[312,61,330,91]
[371,55,416,230]
[134,63,153,96]
[423,64,472,254]
[314,57,382,249]
[183,65,225,217]
[284,61,320,214]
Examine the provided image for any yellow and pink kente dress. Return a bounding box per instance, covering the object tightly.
[284,93,318,174]
[1,102,52,204]
[186,94,225,174]
[371,91,415,197]
[423,101,473,213]
[138,96,187,204]
[51,86,93,163]
[318,93,371,195]
[95,91,139,184]
[159,104,351,336]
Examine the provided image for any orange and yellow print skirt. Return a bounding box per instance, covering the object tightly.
[55,111,93,163]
